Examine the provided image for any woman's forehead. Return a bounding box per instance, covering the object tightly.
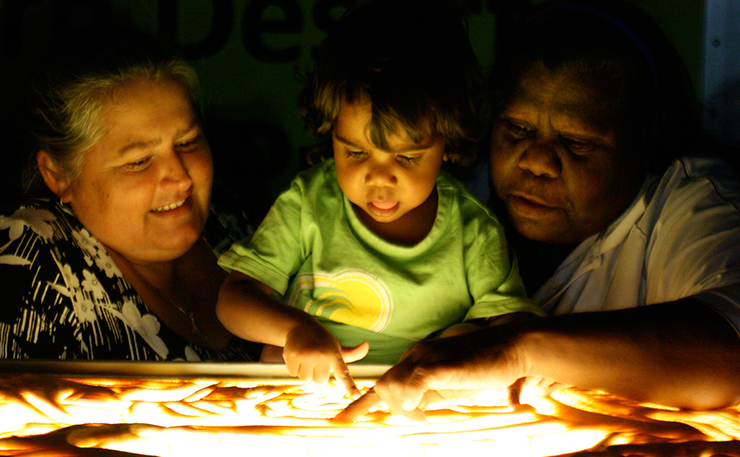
[507,64,623,135]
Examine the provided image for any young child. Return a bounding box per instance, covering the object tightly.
[216,0,541,394]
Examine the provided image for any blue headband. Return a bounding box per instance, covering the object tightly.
[541,3,661,93]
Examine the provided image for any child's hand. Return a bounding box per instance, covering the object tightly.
[284,323,365,396]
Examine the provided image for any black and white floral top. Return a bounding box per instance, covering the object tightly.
[0,198,261,361]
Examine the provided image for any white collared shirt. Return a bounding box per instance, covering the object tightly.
[534,155,740,331]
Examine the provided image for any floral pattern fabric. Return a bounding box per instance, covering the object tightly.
[0,198,261,361]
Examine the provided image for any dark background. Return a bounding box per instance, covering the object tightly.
[0,0,712,221]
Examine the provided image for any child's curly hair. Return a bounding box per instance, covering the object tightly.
[300,0,483,166]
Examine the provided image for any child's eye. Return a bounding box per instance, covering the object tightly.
[397,155,422,165]
[345,149,367,159]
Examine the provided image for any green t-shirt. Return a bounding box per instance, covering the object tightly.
[219,159,540,363]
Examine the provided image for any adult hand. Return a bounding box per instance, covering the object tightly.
[506,376,566,407]
[334,326,528,422]
[284,322,367,397]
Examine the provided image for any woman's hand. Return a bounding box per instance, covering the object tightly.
[334,326,528,422]
[283,322,368,397]
[376,333,523,415]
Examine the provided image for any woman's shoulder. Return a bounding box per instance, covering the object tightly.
[0,197,114,277]
[674,155,740,193]
[0,196,78,220]
[2,196,59,213]
[648,155,740,211]
[0,198,79,245]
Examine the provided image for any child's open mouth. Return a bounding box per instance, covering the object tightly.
[371,201,398,210]
[368,201,399,217]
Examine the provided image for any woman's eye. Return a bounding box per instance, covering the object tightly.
[125,157,151,171]
[563,138,594,154]
[504,120,533,138]
[176,135,202,151]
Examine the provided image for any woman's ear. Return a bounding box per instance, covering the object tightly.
[37,151,72,202]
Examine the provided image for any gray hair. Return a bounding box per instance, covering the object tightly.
[25,55,200,193]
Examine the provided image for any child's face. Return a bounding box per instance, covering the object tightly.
[333,100,446,225]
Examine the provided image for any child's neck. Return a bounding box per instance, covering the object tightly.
[353,188,438,247]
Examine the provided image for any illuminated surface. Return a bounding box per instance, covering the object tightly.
[0,371,738,456]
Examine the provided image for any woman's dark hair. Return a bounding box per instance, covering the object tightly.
[489,0,703,174]
[300,0,483,166]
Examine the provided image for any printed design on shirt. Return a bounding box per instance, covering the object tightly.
[0,201,259,362]
[287,269,393,333]
[121,300,169,360]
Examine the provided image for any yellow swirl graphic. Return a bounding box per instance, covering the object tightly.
[287,269,393,332]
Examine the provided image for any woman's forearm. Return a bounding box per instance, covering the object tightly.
[516,299,740,410]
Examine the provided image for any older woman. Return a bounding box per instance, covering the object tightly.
[0,32,260,361]
[336,0,740,421]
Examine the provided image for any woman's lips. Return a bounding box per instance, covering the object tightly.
[152,199,187,212]
[151,198,190,215]
[508,194,558,218]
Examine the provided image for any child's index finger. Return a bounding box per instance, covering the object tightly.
[333,360,360,398]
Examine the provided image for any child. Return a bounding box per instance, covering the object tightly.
[216,0,541,394]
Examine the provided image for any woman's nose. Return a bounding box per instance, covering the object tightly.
[517,141,561,178]
[161,152,193,191]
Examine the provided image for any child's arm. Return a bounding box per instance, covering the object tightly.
[435,313,540,338]
[216,270,363,396]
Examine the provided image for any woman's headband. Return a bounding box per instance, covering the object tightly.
[540,3,661,93]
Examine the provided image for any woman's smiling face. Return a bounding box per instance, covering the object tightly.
[490,63,646,244]
[58,78,213,264]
